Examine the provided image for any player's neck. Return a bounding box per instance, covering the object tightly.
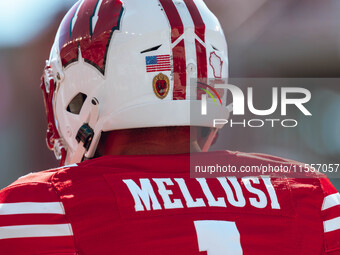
[109,141,200,156]
[95,127,202,156]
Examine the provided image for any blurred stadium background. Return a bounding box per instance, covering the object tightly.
[0,0,339,189]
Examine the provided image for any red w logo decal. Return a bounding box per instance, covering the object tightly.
[58,0,124,75]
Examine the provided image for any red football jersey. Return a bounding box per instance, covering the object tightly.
[0,151,339,254]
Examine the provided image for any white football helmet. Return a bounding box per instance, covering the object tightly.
[41,0,230,166]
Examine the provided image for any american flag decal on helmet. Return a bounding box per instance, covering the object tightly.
[146,55,171,73]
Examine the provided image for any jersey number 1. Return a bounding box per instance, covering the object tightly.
[194,220,243,255]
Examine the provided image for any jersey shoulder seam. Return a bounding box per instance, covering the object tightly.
[49,170,80,253]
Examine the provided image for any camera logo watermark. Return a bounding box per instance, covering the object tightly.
[200,82,312,128]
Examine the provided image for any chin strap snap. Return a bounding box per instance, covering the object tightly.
[76,124,94,151]
[71,98,99,163]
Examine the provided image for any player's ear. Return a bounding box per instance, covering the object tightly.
[211,130,219,146]
[197,127,218,151]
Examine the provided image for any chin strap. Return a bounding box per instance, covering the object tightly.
[71,98,99,163]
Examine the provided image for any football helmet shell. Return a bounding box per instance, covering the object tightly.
[41,0,229,165]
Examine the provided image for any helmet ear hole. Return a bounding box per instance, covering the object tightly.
[67,93,87,115]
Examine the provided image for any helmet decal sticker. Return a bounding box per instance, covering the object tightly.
[146,55,171,73]
[209,52,223,78]
[58,0,124,75]
[153,73,170,99]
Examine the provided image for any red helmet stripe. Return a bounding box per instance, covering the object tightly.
[159,0,187,100]
[172,40,187,100]
[183,0,208,100]
[195,39,208,100]
[183,0,205,42]
[158,0,184,43]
